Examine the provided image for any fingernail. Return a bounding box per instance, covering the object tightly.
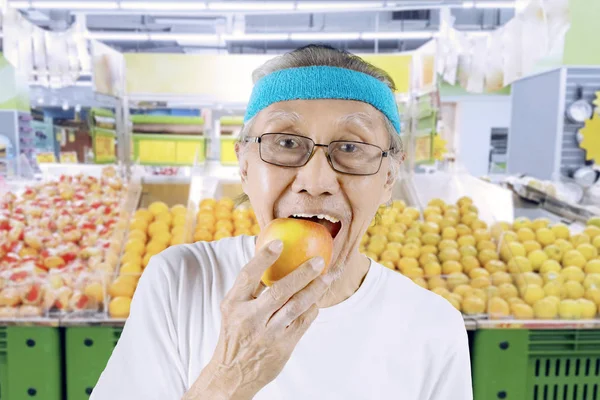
[269,240,283,252]
[312,257,325,271]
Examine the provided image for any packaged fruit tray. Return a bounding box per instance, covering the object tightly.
[0,166,140,322]
[361,175,600,324]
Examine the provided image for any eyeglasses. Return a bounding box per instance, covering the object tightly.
[243,133,393,176]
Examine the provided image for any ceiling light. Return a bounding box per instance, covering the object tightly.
[462,1,475,8]
[296,1,384,10]
[87,31,150,41]
[474,1,516,8]
[149,33,218,42]
[120,1,207,10]
[361,31,434,40]
[290,32,361,41]
[30,1,119,9]
[8,1,30,7]
[224,33,290,41]
[207,1,295,11]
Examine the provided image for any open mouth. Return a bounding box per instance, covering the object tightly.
[289,213,342,239]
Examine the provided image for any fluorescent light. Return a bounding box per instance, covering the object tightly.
[87,31,150,41]
[30,1,118,9]
[149,33,218,42]
[290,32,361,41]
[475,1,516,8]
[8,1,30,7]
[224,33,290,41]
[462,1,475,8]
[297,1,384,10]
[207,1,294,11]
[120,1,207,10]
[361,31,434,40]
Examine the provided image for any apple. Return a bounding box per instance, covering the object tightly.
[21,283,44,305]
[256,218,333,286]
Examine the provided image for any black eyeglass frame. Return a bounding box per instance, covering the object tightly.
[243,133,394,176]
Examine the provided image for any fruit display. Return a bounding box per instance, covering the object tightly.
[193,197,260,242]
[256,218,333,286]
[360,197,600,320]
[0,167,129,318]
[108,201,191,318]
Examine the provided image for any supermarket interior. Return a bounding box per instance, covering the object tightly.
[1,0,600,399]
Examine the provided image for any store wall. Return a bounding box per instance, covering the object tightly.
[446,95,512,177]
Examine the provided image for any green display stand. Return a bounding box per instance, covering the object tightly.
[0,326,62,400]
[65,327,122,400]
[472,329,600,400]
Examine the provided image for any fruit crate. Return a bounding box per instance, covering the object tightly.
[472,329,600,400]
[0,326,62,400]
[65,327,122,400]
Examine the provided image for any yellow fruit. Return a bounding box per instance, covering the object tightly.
[386,242,403,252]
[121,252,143,267]
[108,277,136,298]
[528,250,549,271]
[571,233,591,247]
[593,235,600,250]
[421,233,441,246]
[564,281,585,300]
[485,260,507,274]
[428,277,448,291]
[172,214,187,227]
[170,204,187,215]
[544,245,563,261]
[439,248,461,263]
[199,198,217,209]
[576,244,598,261]
[367,241,386,256]
[512,303,534,319]
[423,262,441,277]
[154,212,173,226]
[365,251,378,261]
[585,260,600,274]
[478,249,499,265]
[544,280,565,298]
[584,287,600,305]
[194,229,213,242]
[403,267,424,279]
[381,261,396,270]
[134,208,154,222]
[539,260,562,274]
[412,277,428,289]
[583,273,600,290]
[508,256,533,273]
[217,197,235,211]
[488,297,510,319]
[109,296,132,318]
[561,266,585,283]
[84,282,105,303]
[397,257,419,272]
[551,223,571,240]
[438,240,459,251]
[214,230,233,240]
[151,231,172,246]
[579,298,598,319]
[442,260,463,275]
[442,227,458,240]
[507,297,525,305]
[459,245,478,258]
[517,228,536,242]
[469,267,490,279]
[543,271,564,284]
[446,273,470,290]
[148,221,170,238]
[513,217,532,231]
[555,239,574,253]
[453,284,472,297]
[472,229,490,242]
[500,242,526,261]
[129,219,149,232]
[477,241,496,252]
[392,199,406,211]
[533,298,558,319]
[498,283,519,300]
[562,250,586,269]
[380,249,401,263]
[419,245,436,256]
[400,243,420,258]
[387,231,404,243]
[515,272,544,288]
[491,271,512,286]
[457,235,476,248]
[419,253,438,266]
[124,239,145,256]
[557,299,582,319]
[521,284,545,305]
[523,240,542,254]
[536,228,556,246]
[456,224,473,237]
[171,225,185,237]
[461,213,479,227]
[470,276,492,289]
[148,201,169,216]
[146,240,168,256]
[531,218,550,231]
[462,296,486,314]
[142,253,153,268]
[128,229,148,243]
[545,296,561,308]
[421,222,440,234]
[584,225,600,239]
[461,256,481,274]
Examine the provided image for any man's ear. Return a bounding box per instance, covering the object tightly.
[380,168,396,205]
[235,142,249,185]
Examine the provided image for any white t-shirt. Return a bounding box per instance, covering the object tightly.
[92,236,473,400]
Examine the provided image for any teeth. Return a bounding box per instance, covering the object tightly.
[291,213,340,223]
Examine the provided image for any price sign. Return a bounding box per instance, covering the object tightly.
[36,152,56,163]
[94,132,116,163]
[60,151,78,163]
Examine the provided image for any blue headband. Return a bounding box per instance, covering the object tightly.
[244,66,401,134]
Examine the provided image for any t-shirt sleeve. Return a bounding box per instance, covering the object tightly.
[428,317,473,400]
[91,254,187,400]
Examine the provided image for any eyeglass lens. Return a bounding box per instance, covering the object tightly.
[258,133,384,175]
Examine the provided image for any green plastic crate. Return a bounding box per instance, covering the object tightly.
[0,326,62,400]
[65,327,122,400]
[472,329,600,400]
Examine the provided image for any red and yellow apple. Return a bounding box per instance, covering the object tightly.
[256,218,334,286]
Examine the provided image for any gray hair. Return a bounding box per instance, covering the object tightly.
[236,45,405,204]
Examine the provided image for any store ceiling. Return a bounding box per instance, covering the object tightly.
[2,0,515,54]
